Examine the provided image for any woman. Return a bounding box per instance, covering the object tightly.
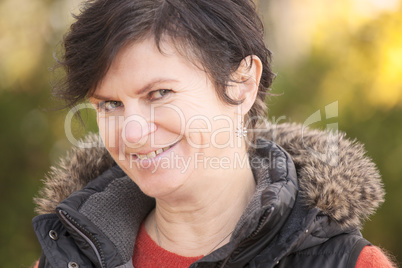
[33,0,394,267]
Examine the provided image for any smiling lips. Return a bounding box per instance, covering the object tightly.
[132,143,175,160]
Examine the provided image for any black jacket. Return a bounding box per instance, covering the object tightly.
[33,123,384,267]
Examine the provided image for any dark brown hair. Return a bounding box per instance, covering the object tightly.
[55,0,275,142]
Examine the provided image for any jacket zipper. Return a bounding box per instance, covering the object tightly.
[219,207,274,267]
[58,210,106,268]
[239,207,273,247]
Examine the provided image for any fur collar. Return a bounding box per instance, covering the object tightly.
[34,123,384,229]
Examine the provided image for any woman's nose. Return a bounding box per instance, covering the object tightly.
[122,114,157,147]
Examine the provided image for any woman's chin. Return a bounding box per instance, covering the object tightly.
[127,167,190,199]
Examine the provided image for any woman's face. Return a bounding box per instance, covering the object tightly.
[90,38,244,198]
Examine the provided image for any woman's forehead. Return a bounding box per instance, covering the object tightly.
[95,38,209,94]
[111,38,196,73]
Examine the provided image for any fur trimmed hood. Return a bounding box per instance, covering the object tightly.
[34,123,385,229]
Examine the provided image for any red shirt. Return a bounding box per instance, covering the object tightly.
[132,223,203,268]
[356,245,395,268]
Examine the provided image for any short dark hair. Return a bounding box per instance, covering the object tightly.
[54,0,275,142]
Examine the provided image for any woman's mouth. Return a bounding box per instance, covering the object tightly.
[131,141,179,160]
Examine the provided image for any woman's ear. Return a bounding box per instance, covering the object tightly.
[230,55,263,115]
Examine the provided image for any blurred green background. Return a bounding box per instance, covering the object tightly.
[0,0,401,267]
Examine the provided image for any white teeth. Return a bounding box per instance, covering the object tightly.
[136,145,172,160]
[147,151,156,158]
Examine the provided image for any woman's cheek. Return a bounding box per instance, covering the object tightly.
[152,106,186,142]
[183,116,211,149]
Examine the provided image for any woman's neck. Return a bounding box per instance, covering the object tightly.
[144,160,256,257]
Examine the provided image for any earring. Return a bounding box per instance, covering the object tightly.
[235,120,248,138]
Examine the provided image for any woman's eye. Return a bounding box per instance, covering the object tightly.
[149,89,172,100]
[99,101,123,111]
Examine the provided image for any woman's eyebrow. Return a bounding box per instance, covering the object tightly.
[136,78,178,95]
[91,78,178,101]
[89,94,112,101]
